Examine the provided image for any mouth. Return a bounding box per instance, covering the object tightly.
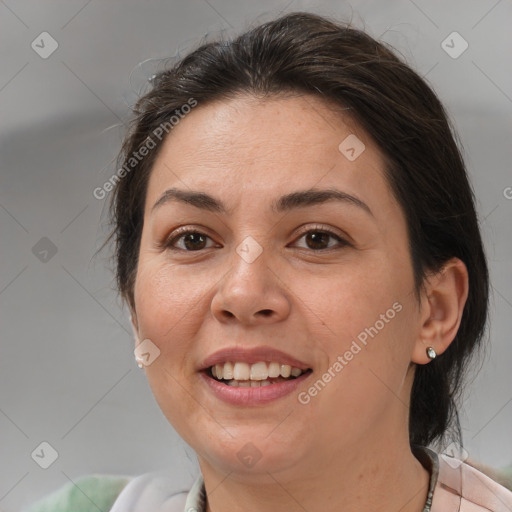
[205,361,313,387]
[199,346,313,405]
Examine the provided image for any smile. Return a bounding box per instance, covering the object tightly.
[201,363,312,406]
[199,345,313,405]
[209,361,308,387]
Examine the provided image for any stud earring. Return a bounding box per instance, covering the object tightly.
[426,347,437,360]
[135,357,144,369]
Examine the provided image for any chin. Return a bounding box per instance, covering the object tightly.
[195,429,306,477]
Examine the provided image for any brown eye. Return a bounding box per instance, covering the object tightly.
[293,228,349,251]
[165,229,215,251]
[304,232,331,250]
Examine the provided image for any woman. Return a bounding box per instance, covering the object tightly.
[26,10,512,512]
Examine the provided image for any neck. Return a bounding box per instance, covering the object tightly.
[200,435,430,512]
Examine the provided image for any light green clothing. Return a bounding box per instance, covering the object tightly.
[23,474,131,512]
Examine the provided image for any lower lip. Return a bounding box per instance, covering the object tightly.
[200,371,312,406]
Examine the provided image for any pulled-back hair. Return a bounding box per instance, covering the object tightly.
[105,11,489,448]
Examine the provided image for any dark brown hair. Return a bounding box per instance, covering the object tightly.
[104,11,489,448]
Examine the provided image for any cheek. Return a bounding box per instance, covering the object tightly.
[133,263,211,433]
[301,258,400,334]
[133,262,211,365]
[135,262,209,325]
[300,255,415,382]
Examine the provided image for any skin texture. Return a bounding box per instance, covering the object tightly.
[130,93,469,512]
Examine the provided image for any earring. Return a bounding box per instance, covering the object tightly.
[426,347,437,360]
[135,357,144,369]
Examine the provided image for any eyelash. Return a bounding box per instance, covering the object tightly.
[163,225,350,252]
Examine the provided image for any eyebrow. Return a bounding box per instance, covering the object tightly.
[151,187,374,217]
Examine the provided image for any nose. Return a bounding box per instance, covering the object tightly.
[210,244,292,326]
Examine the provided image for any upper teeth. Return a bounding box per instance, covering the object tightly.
[211,361,304,380]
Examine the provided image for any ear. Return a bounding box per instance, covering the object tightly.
[412,257,469,364]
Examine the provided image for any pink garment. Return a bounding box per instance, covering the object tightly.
[432,452,512,511]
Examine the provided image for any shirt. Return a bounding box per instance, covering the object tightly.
[109,446,512,512]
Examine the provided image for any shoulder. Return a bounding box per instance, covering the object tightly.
[24,474,132,512]
[25,471,199,512]
[108,470,192,511]
[433,452,512,512]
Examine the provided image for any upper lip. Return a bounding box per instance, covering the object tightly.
[200,346,312,371]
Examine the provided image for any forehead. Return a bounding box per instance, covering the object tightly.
[145,94,395,216]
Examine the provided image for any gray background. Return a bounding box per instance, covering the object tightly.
[1,1,511,510]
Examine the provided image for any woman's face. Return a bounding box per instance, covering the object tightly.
[131,94,425,478]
